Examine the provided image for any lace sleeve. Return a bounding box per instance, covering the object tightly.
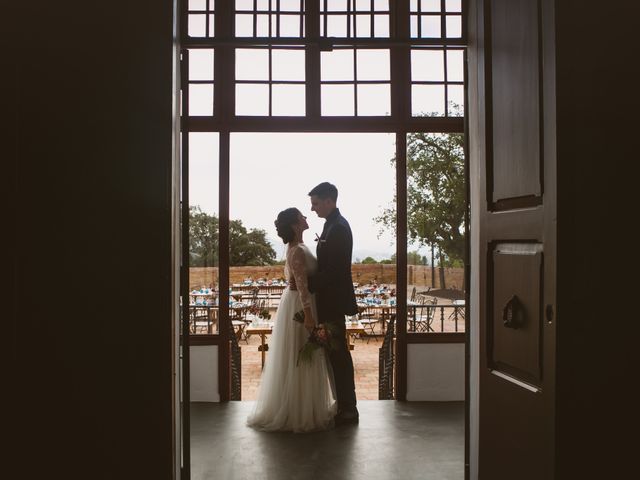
[288,246,312,308]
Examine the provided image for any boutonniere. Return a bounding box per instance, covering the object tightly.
[314,233,326,244]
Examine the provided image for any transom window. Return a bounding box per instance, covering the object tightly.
[320,0,391,38]
[410,0,463,39]
[235,47,306,116]
[187,0,216,37]
[183,0,465,120]
[235,0,305,38]
[321,48,390,116]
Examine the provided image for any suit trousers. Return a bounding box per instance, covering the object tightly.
[326,314,357,411]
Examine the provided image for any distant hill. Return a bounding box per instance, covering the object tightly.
[269,234,395,263]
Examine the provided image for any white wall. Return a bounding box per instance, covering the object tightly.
[189,345,220,402]
[406,343,465,401]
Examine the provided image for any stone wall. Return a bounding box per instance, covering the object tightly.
[190,264,464,290]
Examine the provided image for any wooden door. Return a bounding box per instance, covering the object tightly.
[469,0,557,478]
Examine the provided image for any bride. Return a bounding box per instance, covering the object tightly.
[247,207,337,432]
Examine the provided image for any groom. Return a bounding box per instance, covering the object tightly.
[307,182,360,425]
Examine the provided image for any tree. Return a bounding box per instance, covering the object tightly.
[229,219,276,266]
[407,250,427,265]
[379,253,396,265]
[375,132,465,264]
[361,256,378,264]
[189,206,218,268]
[189,206,276,267]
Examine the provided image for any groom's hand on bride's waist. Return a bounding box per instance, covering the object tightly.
[289,277,297,290]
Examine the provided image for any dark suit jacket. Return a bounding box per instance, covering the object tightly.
[309,208,359,321]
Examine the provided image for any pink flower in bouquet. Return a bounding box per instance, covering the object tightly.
[315,324,329,342]
[296,324,338,366]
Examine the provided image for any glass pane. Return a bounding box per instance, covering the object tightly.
[325,0,348,11]
[236,49,269,81]
[235,14,253,37]
[446,15,462,37]
[188,14,206,36]
[411,50,445,82]
[357,49,390,81]
[236,0,253,9]
[405,132,466,333]
[373,14,390,37]
[447,85,464,116]
[189,84,214,116]
[322,85,355,115]
[280,0,302,11]
[280,14,303,36]
[256,0,269,10]
[189,49,214,81]
[256,14,270,36]
[421,0,441,12]
[356,0,371,11]
[357,84,390,116]
[321,49,354,81]
[208,15,215,36]
[356,14,371,37]
[326,14,348,36]
[272,85,306,116]
[189,0,207,10]
[412,84,445,116]
[188,132,220,334]
[374,0,389,9]
[421,15,441,37]
[446,0,462,12]
[446,50,464,82]
[410,15,418,37]
[272,49,305,81]
[236,84,270,115]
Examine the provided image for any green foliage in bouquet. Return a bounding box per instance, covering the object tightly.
[297,323,340,366]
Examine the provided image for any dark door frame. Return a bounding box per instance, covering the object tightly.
[178,2,469,478]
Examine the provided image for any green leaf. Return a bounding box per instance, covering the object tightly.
[293,310,305,323]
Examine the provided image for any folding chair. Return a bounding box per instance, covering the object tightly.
[358,305,380,343]
[414,297,438,332]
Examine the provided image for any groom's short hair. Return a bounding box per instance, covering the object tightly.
[308,182,338,202]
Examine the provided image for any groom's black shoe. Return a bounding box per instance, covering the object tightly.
[335,408,359,426]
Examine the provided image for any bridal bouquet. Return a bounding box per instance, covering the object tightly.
[296,323,339,366]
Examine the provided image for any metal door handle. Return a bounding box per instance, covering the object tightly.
[502,294,524,329]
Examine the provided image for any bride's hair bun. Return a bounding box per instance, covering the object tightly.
[275,207,299,244]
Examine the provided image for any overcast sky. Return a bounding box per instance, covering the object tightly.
[189,132,407,261]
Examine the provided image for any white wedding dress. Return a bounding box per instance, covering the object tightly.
[247,243,337,432]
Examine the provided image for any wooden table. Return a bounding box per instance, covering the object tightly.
[345,321,366,350]
[245,324,274,369]
[245,320,368,368]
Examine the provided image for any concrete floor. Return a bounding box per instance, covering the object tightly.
[190,400,464,480]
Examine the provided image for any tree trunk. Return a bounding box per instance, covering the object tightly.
[431,244,436,287]
[438,249,446,289]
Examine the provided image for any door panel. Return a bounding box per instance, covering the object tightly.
[490,0,542,204]
[471,0,557,478]
[490,243,543,386]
